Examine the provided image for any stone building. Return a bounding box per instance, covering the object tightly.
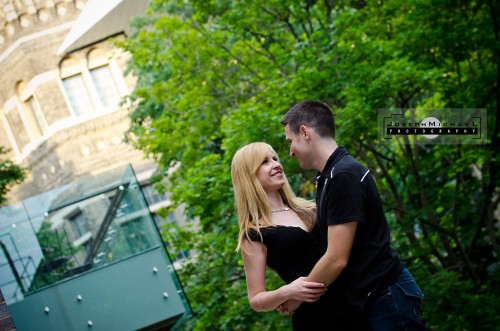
[0,0,170,214]
[0,2,193,329]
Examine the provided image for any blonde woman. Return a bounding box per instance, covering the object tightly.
[231,142,332,330]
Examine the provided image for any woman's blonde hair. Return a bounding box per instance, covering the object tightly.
[231,142,316,252]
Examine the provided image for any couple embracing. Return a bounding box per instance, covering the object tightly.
[231,100,427,331]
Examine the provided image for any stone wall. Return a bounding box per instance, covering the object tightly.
[0,0,156,203]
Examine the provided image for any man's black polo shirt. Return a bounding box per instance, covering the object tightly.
[315,146,403,313]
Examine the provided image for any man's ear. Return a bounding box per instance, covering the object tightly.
[299,125,311,140]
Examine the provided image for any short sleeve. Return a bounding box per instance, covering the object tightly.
[325,172,365,225]
[245,228,263,242]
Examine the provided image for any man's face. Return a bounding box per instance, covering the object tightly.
[285,124,312,169]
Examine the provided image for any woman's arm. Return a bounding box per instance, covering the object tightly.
[241,240,326,312]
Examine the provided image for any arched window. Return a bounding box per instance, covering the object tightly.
[59,47,125,116]
[17,80,48,137]
[0,114,15,155]
[25,95,47,135]
[88,48,121,108]
[60,55,95,116]
[4,96,30,153]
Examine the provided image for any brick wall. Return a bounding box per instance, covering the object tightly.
[0,289,16,331]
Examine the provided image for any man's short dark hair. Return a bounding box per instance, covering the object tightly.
[280,100,335,138]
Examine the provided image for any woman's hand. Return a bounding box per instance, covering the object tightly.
[276,300,302,315]
[283,276,327,302]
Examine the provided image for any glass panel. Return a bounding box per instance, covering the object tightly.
[61,74,94,116]
[89,65,121,108]
[0,204,41,303]
[0,165,164,304]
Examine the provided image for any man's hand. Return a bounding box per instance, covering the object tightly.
[283,276,327,302]
[274,277,326,315]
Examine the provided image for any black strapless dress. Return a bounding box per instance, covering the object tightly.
[248,226,337,330]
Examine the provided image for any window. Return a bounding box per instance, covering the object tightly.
[68,210,92,254]
[60,49,125,116]
[6,108,30,151]
[90,66,121,108]
[62,74,94,116]
[4,82,45,155]
[26,96,47,136]
[141,184,169,206]
[0,122,15,155]
[152,213,176,227]
[69,210,87,238]
[175,249,191,261]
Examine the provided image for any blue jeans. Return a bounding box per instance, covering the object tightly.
[362,267,427,331]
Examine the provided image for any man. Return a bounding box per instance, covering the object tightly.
[280,100,427,330]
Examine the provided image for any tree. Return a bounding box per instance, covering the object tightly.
[120,0,500,329]
[0,146,25,206]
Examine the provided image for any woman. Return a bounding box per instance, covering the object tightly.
[231,142,330,330]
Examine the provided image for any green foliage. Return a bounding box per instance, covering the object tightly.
[120,0,500,329]
[411,262,500,331]
[0,146,25,205]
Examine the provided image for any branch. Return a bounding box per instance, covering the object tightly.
[355,142,438,271]
[362,142,404,208]
[472,0,500,258]
[260,6,301,42]
[324,0,333,25]
[240,30,288,76]
[402,142,457,266]
[188,21,263,80]
[486,193,500,257]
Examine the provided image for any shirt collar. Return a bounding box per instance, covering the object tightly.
[316,146,348,179]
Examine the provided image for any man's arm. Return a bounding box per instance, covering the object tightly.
[306,221,357,286]
[277,221,357,315]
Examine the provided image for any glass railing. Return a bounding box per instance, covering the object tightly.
[0,165,166,305]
